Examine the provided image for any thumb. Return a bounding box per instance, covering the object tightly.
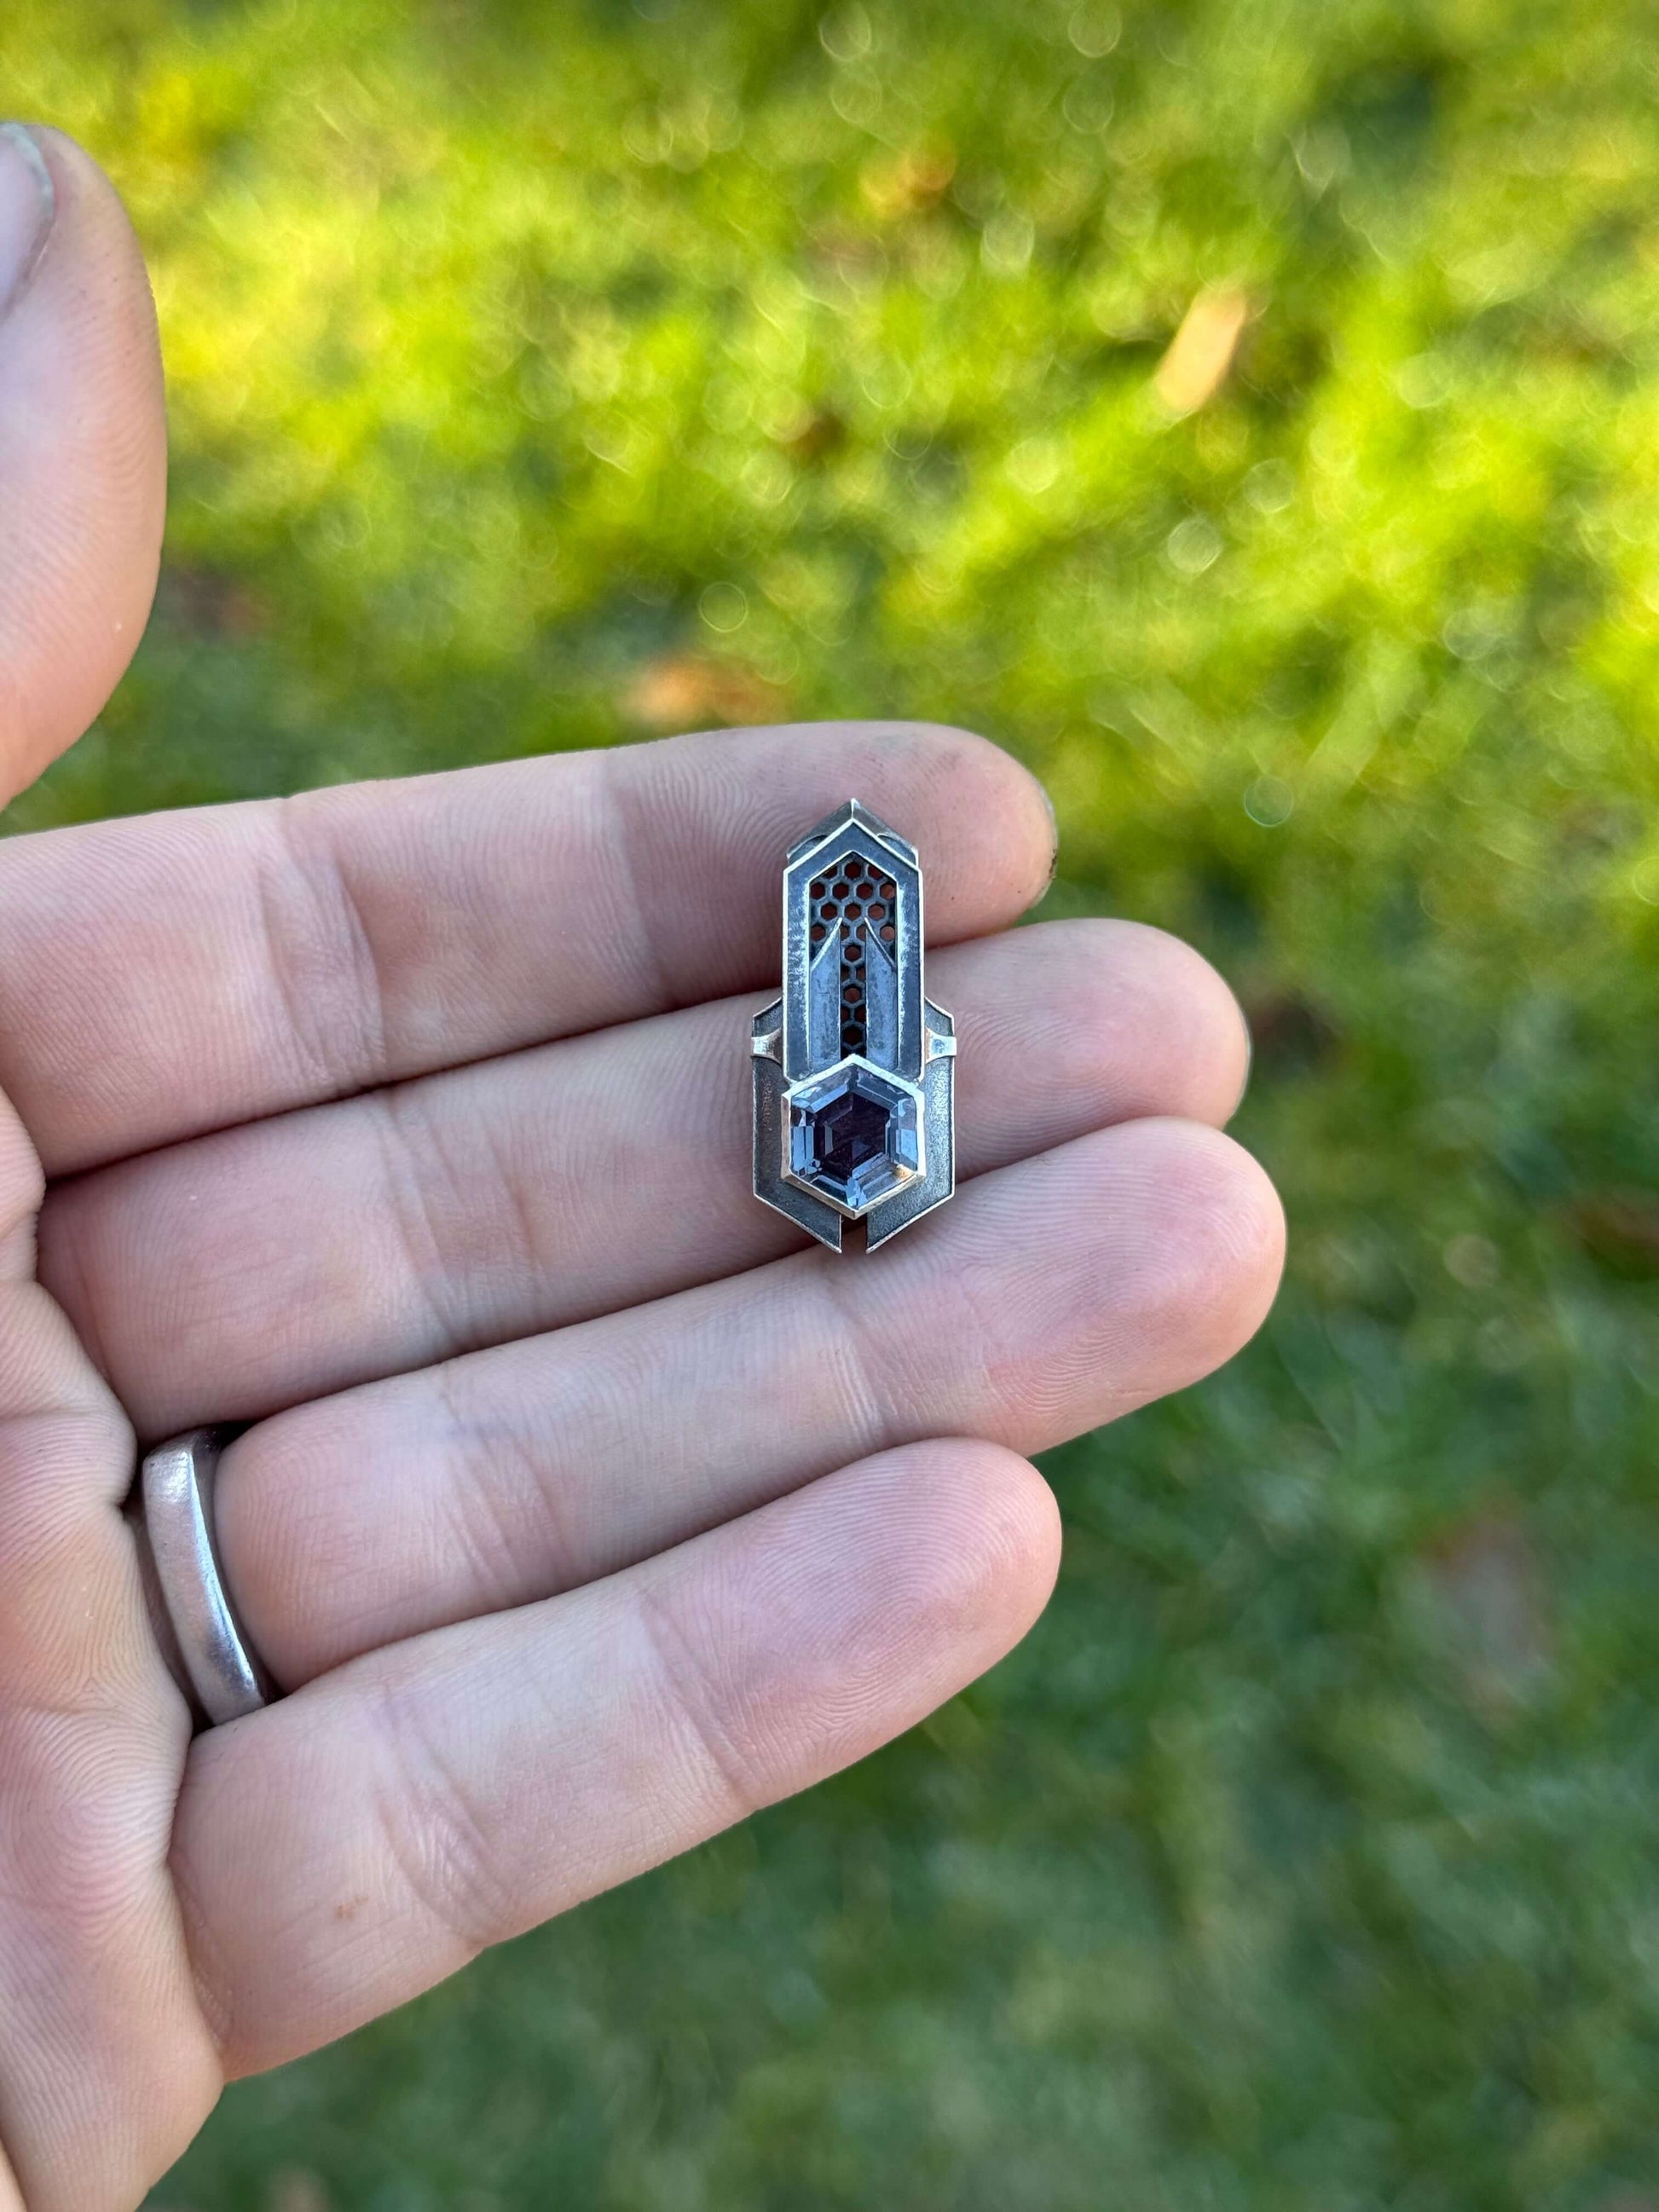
[0,130,207,2212]
[0,124,166,806]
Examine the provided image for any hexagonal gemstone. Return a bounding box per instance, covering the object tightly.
[787,1061,922,1213]
[811,1089,888,1181]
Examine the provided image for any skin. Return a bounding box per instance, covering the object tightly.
[0,126,1286,2209]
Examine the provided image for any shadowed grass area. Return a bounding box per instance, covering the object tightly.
[10,0,1659,2203]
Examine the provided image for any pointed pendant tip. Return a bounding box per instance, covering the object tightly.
[791,796,910,858]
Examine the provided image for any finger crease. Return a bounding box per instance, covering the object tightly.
[367,1672,512,1961]
[472,1106,546,1324]
[368,1087,467,1354]
[257,797,389,1098]
[632,1582,760,1823]
[808,1259,903,1463]
[437,1365,576,1612]
[322,844,391,1077]
[600,763,679,1015]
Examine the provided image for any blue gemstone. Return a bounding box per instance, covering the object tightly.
[810,1089,891,1182]
[788,1063,921,1212]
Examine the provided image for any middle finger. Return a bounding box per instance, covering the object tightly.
[43,918,1247,1434]
[214,1113,1283,1687]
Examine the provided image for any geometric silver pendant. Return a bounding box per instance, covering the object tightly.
[752,799,957,1251]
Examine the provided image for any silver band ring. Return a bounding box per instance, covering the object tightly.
[138,1428,272,1727]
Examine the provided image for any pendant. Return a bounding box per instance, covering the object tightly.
[751,800,956,1252]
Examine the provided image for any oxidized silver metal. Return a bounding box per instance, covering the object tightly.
[752,800,956,1251]
[140,1428,271,1727]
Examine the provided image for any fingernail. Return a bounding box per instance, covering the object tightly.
[0,124,55,321]
[1036,774,1060,889]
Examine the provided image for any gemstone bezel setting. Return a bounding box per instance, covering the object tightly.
[782,1054,926,1218]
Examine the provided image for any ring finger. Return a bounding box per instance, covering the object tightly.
[213,1114,1284,1687]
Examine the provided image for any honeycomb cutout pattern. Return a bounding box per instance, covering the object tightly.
[808,858,899,1057]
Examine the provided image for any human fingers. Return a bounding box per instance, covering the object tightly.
[43,918,1251,1433]
[213,1118,1283,1685]
[1,721,1053,1175]
[173,1439,1061,2075]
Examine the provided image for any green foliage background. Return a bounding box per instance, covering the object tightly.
[9,0,1659,2203]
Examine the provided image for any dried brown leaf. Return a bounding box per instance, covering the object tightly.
[1561,1190,1659,1275]
[1153,286,1253,415]
[861,139,957,221]
[625,656,789,732]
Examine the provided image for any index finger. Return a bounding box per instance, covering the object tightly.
[1,719,1055,1174]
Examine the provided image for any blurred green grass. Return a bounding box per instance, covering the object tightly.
[10,0,1659,2203]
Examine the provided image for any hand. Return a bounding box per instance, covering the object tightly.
[0,128,1285,2208]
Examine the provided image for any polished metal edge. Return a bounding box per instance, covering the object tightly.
[141,1428,273,1727]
